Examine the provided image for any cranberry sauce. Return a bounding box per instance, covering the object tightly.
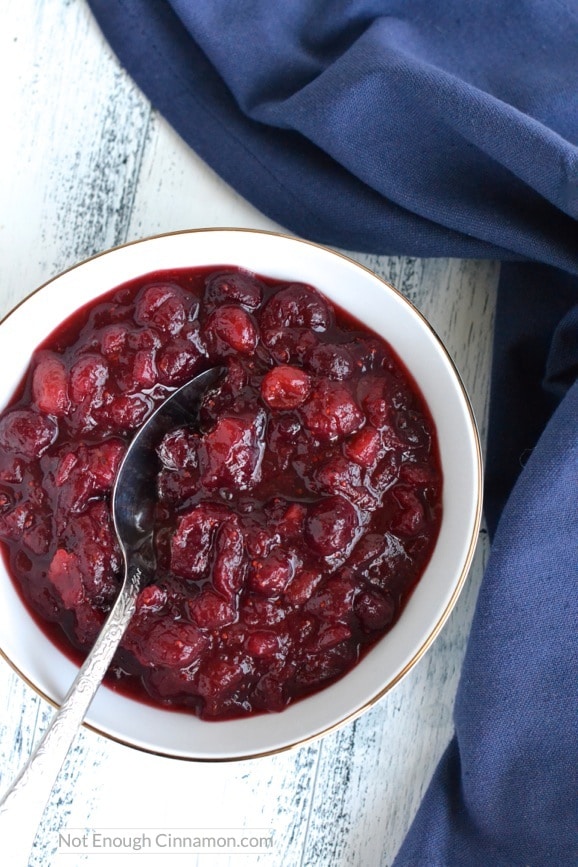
[0,267,442,720]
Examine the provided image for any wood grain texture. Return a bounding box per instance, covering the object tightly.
[0,2,497,865]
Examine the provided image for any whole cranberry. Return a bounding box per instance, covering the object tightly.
[132,619,208,669]
[343,426,382,467]
[170,502,233,579]
[32,353,70,416]
[197,411,265,492]
[69,354,109,405]
[204,270,263,310]
[300,380,365,441]
[261,365,311,409]
[134,283,187,335]
[305,495,360,556]
[249,549,296,597]
[260,283,331,332]
[355,588,395,632]
[0,410,57,458]
[204,305,258,355]
[305,343,354,380]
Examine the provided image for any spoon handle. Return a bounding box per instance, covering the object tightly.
[0,563,142,867]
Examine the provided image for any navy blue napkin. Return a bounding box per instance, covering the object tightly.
[87,2,578,863]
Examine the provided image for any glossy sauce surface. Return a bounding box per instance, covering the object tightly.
[0,267,442,719]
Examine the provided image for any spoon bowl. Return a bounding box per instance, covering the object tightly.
[0,366,223,866]
[112,366,224,568]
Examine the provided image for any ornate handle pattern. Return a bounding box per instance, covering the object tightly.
[0,562,143,866]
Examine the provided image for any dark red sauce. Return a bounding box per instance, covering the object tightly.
[0,267,442,719]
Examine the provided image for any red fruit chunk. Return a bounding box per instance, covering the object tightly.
[189,589,237,629]
[305,495,361,557]
[32,353,69,416]
[156,338,204,386]
[360,533,409,591]
[47,548,84,609]
[156,467,200,505]
[245,631,280,658]
[153,294,186,336]
[284,569,323,606]
[213,520,246,599]
[198,411,265,492]
[131,349,157,388]
[0,409,57,457]
[0,501,33,542]
[204,270,263,310]
[100,324,127,358]
[295,642,356,688]
[391,487,425,536]
[396,410,432,450]
[314,455,362,492]
[355,588,395,632]
[170,503,233,580]
[313,455,377,511]
[62,502,121,603]
[350,336,388,372]
[0,453,23,483]
[54,440,125,517]
[286,612,317,647]
[266,414,300,470]
[262,327,318,365]
[305,343,354,380]
[196,655,247,699]
[69,355,109,405]
[357,374,397,427]
[204,305,258,355]
[252,672,289,712]
[244,523,280,558]
[127,327,162,352]
[86,438,126,489]
[0,486,48,554]
[300,380,364,441]
[135,584,168,615]
[399,462,438,486]
[22,520,51,556]
[54,451,78,486]
[131,618,208,668]
[306,573,357,623]
[224,356,248,392]
[349,532,388,567]
[371,450,401,494]
[249,550,296,597]
[143,665,198,703]
[311,622,352,651]
[54,462,90,517]
[241,594,286,628]
[275,502,307,537]
[135,283,186,335]
[157,428,199,470]
[74,602,106,646]
[343,426,381,467]
[105,394,151,430]
[261,365,311,409]
[261,283,331,332]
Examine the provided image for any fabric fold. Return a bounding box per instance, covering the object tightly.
[394,380,578,866]
[85,1,578,863]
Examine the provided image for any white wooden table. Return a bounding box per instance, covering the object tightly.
[0,2,498,865]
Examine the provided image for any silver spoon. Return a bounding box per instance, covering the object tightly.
[0,366,223,866]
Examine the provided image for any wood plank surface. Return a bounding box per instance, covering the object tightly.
[0,2,498,865]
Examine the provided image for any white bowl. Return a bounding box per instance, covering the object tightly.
[0,229,482,760]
